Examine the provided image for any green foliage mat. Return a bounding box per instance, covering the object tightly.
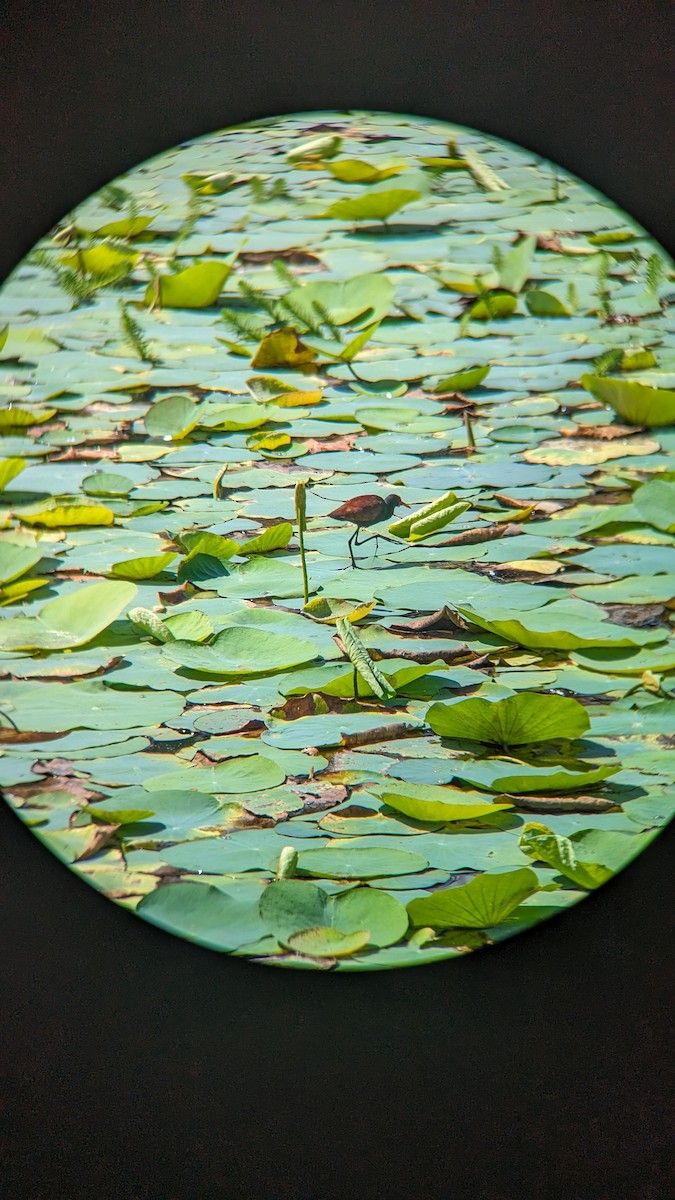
[1,111,673,971]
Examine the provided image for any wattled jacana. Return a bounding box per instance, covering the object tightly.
[327,492,407,567]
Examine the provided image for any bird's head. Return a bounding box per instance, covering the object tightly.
[386,493,408,512]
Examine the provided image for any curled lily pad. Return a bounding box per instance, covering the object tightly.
[319,189,422,223]
[580,374,675,426]
[144,261,233,309]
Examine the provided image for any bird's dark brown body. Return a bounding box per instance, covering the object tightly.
[328,492,405,565]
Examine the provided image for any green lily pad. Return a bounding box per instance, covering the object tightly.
[144,261,233,309]
[581,374,675,426]
[519,824,651,889]
[160,626,318,676]
[407,868,539,930]
[144,394,200,440]
[452,758,619,794]
[137,881,266,950]
[426,692,590,746]
[294,846,428,880]
[320,189,422,223]
[0,580,136,651]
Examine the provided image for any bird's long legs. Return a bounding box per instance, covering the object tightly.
[348,527,398,568]
[347,527,359,568]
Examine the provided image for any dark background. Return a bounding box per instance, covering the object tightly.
[1,3,673,1198]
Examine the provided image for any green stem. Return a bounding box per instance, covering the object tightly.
[295,479,309,606]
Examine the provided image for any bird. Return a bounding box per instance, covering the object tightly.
[327,492,408,567]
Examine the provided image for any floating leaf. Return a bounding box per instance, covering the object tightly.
[326,158,405,184]
[18,504,115,528]
[380,781,512,823]
[283,273,394,327]
[580,374,675,427]
[407,868,539,930]
[95,215,155,238]
[0,541,42,585]
[294,846,428,880]
[250,327,317,369]
[285,927,370,958]
[320,189,422,223]
[518,824,648,889]
[466,290,518,321]
[144,754,286,794]
[0,580,136,651]
[0,407,56,430]
[426,692,590,747]
[81,471,133,497]
[455,600,664,650]
[287,134,343,162]
[138,881,266,951]
[238,523,293,554]
[331,887,408,947]
[0,459,26,492]
[259,879,329,942]
[144,261,233,308]
[303,597,376,625]
[525,289,574,317]
[160,626,318,676]
[454,758,618,795]
[632,479,675,532]
[144,394,200,440]
[110,552,176,580]
[498,235,537,293]
[428,365,491,392]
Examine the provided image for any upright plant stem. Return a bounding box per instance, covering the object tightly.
[295,479,309,605]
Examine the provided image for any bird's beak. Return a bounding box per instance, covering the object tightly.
[399,500,410,508]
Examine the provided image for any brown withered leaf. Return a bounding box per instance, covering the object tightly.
[74,824,121,861]
[494,493,565,515]
[389,606,467,634]
[432,522,522,547]
[535,233,564,252]
[370,646,473,665]
[303,434,359,455]
[50,445,118,462]
[341,722,421,749]
[32,757,85,778]
[239,249,322,267]
[602,603,665,628]
[157,582,196,605]
[0,728,62,745]
[562,423,640,440]
[509,794,621,814]
[292,781,348,813]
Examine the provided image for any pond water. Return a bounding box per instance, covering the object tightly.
[0,110,673,970]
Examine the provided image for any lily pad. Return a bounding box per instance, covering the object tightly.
[581,374,675,426]
[407,868,540,930]
[426,692,590,746]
